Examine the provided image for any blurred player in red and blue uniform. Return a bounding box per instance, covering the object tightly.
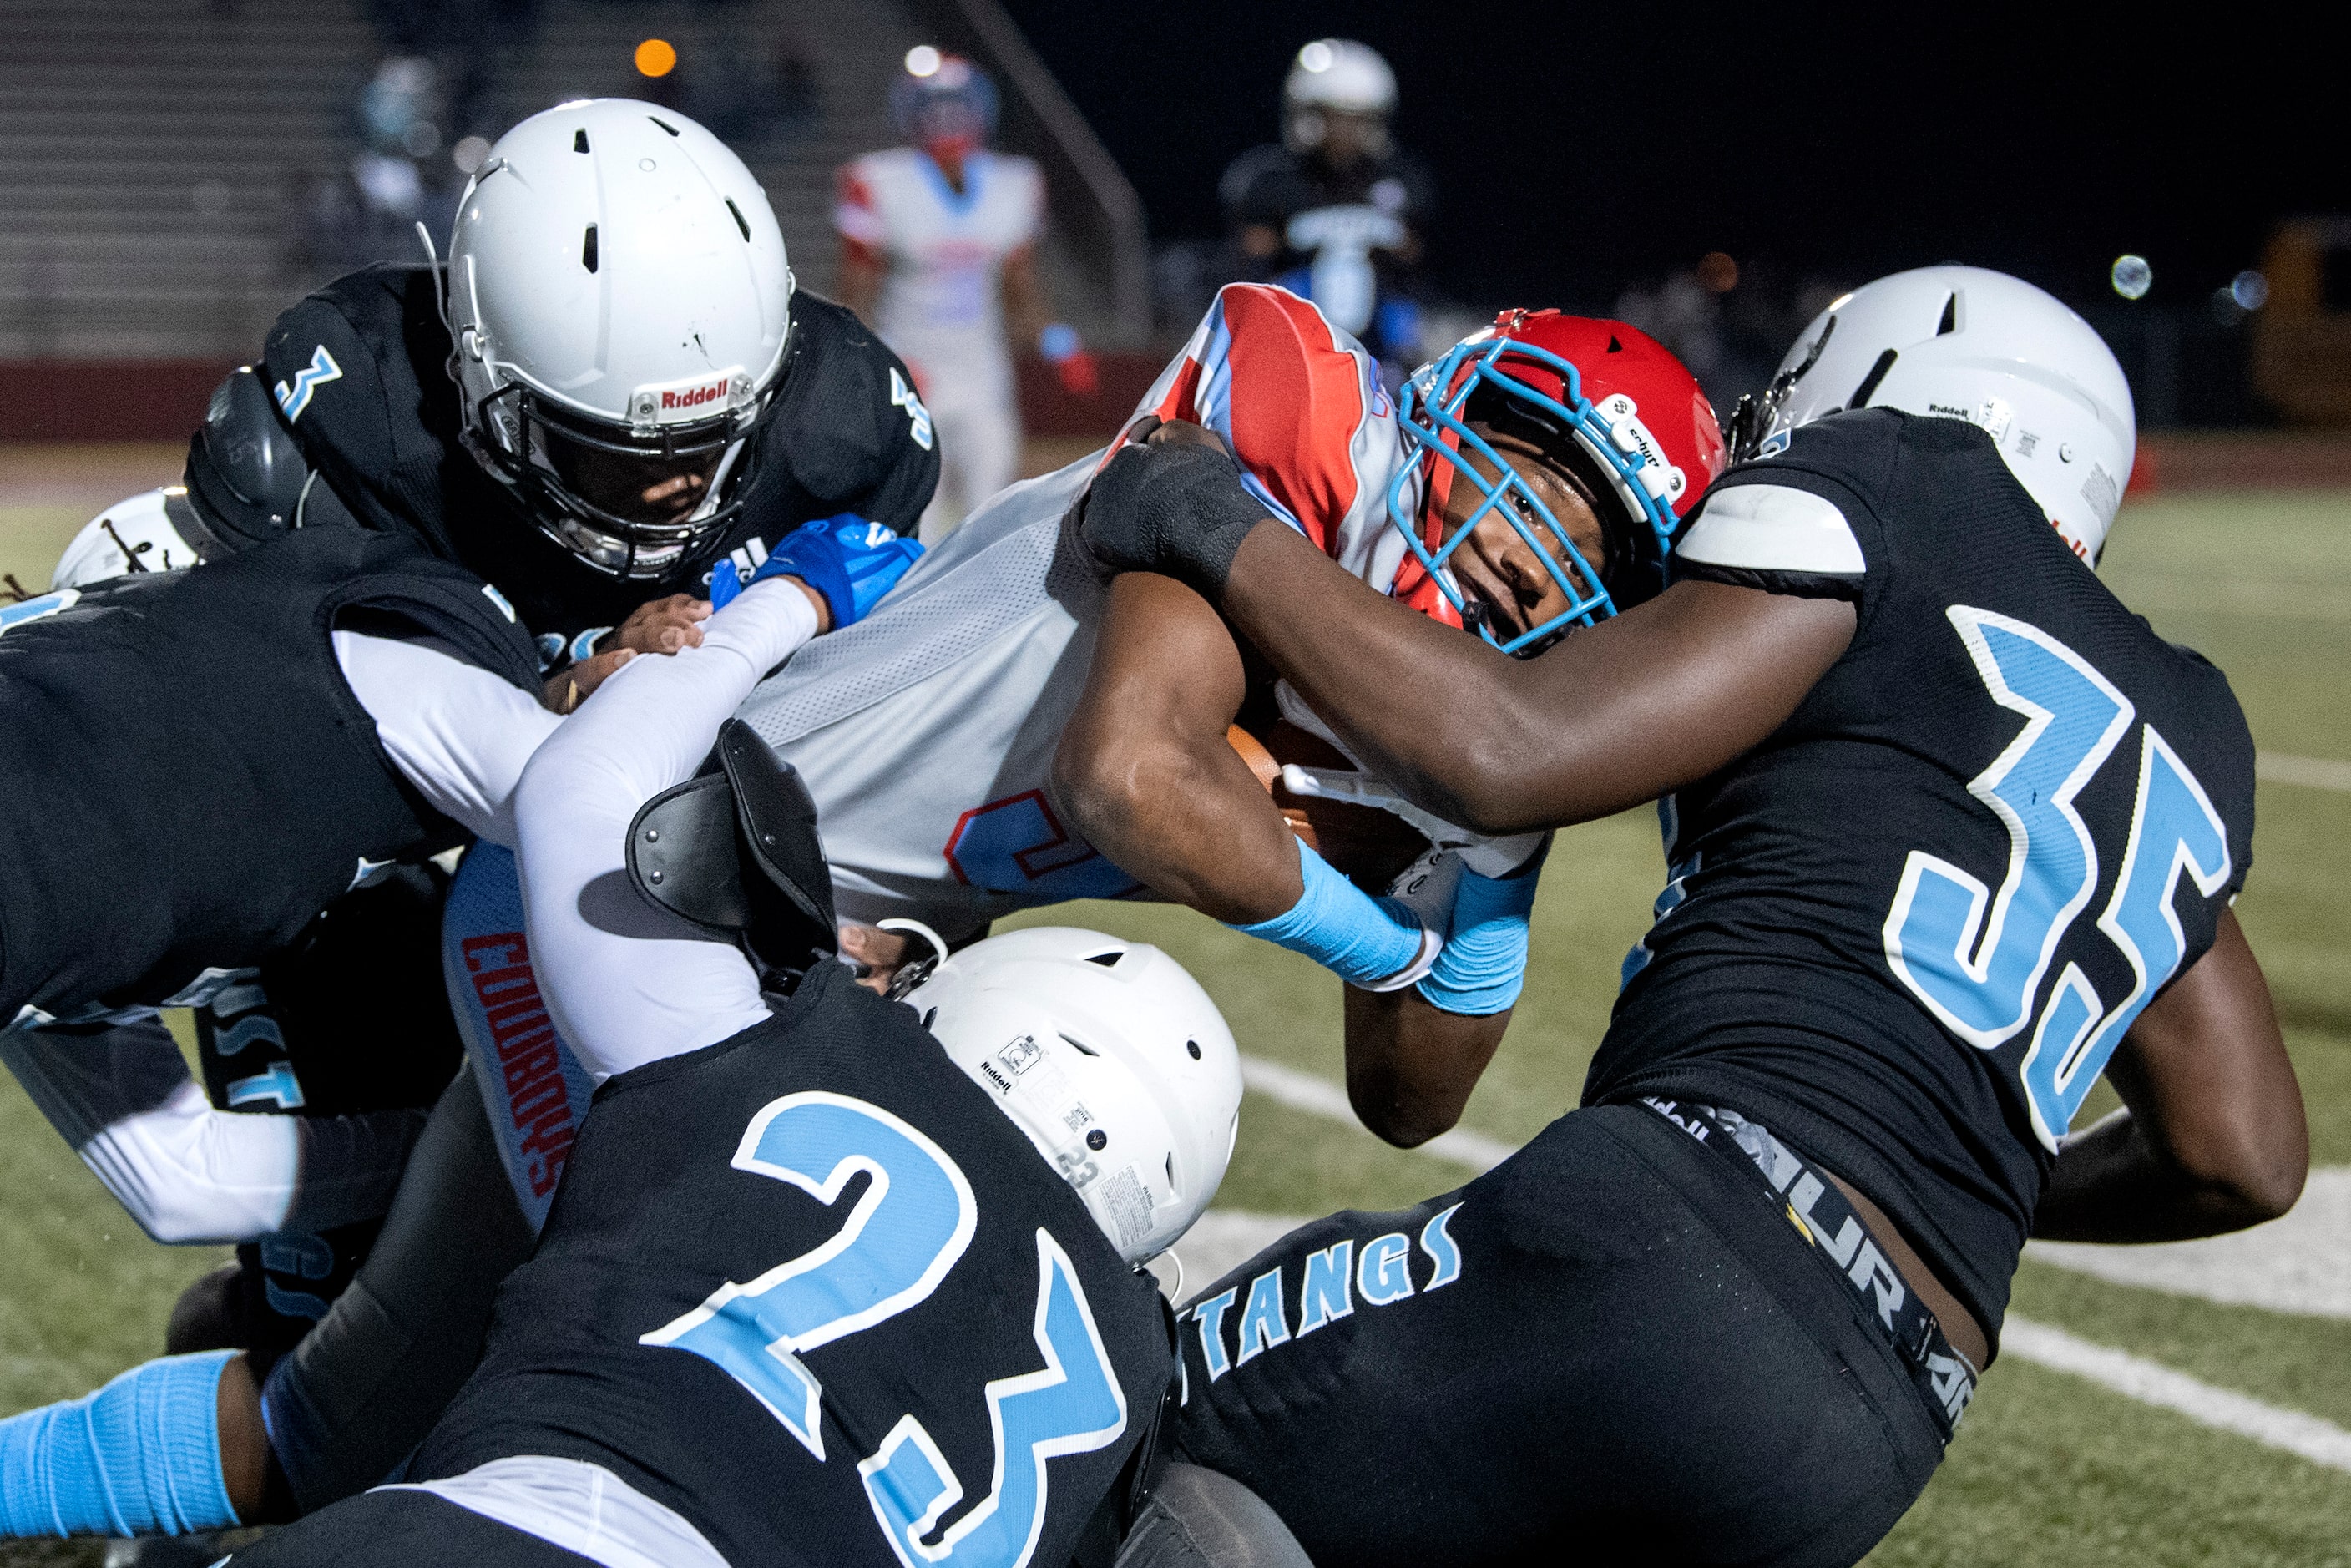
[836,49,1098,539]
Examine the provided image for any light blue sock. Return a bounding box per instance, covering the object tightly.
[0,1350,240,1539]
[1231,840,1427,988]
[1417,858,1544,1015]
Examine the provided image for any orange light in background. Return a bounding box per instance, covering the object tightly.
[635,38,677,78]
[1697,252,1738,294]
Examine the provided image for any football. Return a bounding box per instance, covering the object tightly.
[1227,721,1432,893]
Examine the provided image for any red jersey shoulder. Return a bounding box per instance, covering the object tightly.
[1154,284,1373,557]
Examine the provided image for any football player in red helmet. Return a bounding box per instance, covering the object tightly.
[1055,301,1724,1143]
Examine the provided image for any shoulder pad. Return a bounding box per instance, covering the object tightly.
[1675,483,1863,575]
[183,366,311,550]
[627,720,838,987]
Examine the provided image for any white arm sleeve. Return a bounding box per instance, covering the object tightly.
[513,581,821,1081]
[334,631,564,848]
[0,1019,422,1244]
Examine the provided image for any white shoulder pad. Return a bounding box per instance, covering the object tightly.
[52,488,203,589]
[1674,483,1863,575]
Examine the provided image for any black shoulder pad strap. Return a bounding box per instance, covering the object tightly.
[628,720,837,981]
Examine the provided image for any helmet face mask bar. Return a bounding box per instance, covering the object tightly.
[1725,312,1834,466]
[460,360,789,579]
[1389,333,1682,655]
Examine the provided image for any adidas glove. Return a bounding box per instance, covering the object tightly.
[1079,438,1269,599]
[714,514,923,627]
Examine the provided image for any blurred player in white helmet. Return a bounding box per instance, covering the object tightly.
[1218,39,1436,381]
[837,49,1097,539]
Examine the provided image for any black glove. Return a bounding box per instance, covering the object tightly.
[1078,438,1270,599]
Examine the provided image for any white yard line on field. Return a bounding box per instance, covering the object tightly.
[2030,1169,2351,1319]
[2000,1316,2351,1473]
[2257,751,2351,792]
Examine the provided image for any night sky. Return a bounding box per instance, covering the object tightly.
[1004,1,2338,317]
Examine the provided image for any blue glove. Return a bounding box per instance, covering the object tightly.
[731,514,923,629]
[1416,837,1549,1015]
[707,557,745,610]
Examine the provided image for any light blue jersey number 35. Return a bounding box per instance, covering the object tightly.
[640,1090,1129,1568]
[1884,606,2232,1151]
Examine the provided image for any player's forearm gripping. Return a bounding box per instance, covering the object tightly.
[1211,524,1858,835]
[1078,436,1856,834]
[2035,911,2305,1242]
[1053,571,1509,1145]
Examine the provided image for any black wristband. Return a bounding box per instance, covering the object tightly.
[1079,440,1268,598]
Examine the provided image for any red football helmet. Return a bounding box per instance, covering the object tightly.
[1388,310,1727,651]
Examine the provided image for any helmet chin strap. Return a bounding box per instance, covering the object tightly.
[413,220,456,339]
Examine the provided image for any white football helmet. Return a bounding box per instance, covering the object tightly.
[1284,40,1396,154]
[904,928,1243,1266]
[445,99,796,579]
[52,489,205,588]
[1734,266,2135,564]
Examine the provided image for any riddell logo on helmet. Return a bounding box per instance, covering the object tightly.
[631,367,749,426]
[661,381,727,412]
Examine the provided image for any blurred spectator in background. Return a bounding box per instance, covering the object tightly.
[296,58,464,276]
[1615,253,1839,413]
[1218,38,1437,384]
[770,33,823,139]
[362,0,538,138]
[836,49,1095,539]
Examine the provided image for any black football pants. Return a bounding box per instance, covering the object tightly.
[1172,1102,1947,1568]
[257,1063,536,1513]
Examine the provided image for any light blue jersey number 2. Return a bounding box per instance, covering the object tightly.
[1884,606,2232,1150]
[640,1090,1129,1568]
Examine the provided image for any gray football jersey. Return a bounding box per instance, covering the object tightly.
[734,454,1141,939]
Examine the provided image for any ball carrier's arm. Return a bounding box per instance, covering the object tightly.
[1052,572,1509,1148]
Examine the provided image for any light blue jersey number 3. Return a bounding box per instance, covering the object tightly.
[1884,606,2232,1151]
[640,1090,1130,1568]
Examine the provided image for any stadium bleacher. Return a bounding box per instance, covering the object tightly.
[0,0,1145,440]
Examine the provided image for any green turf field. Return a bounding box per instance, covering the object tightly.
[1,485,2347,1564]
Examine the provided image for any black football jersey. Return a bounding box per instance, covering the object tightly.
[246,266,938,661]
[407,961,1175,1568]
[1586,410,2256,1343]
[0,527,541,1024]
